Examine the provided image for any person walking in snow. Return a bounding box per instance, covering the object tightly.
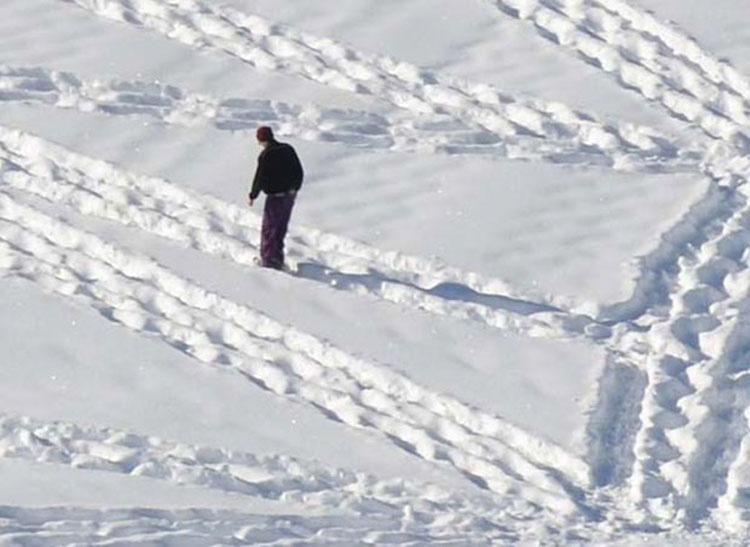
[248,126,304,270]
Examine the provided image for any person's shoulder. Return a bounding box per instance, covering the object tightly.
[266,142,299,159]
[279,142,301,158]
[265,141,292,152]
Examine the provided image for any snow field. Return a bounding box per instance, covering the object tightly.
[0,64,700,171]
[489,0,750,147]
[0,193,595,512]
[0,104,708,311]
[55,0,702,173]
[0,125,593,343]
[2,0,750,543]
[0,413,510,531]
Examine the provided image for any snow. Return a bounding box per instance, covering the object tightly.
[0,459,316,514]
[2,0,750,544]
[0,279,480,493]
[635,0,750,79]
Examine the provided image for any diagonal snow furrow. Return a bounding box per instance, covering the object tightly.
[614,167,750,524]
[0,413,523,540]
[487,0,750,147]
[0,193,594,516]
[676,296,750,528]
[719,420,750,532]
[56,0,690,170]
[0,65,697,172]
[598,144,750,326]
[0,505,442,546]
[582,150,750,526]
[0,65,501,161]
[584,354,647,489]
[589,0,750,105]
[0,125,606,343]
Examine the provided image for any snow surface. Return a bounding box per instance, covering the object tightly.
[2,0,750,544]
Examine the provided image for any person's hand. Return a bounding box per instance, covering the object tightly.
[248,196,255,207]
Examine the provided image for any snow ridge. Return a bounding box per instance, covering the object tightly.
[0,413,531,543]
[0,124,607,342]
[0,65,697,171]
[0,192,593,516]
[56,0,689,171]
[0,506,435,546]
[620,174,750,523]
[488,0,750,145]
[3,0,750,539]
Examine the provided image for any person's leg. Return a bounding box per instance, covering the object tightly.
[273,194,296,267]
[260,194,296,269]
[260,196,280,268]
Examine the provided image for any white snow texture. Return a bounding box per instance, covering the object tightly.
[1,0,750,544]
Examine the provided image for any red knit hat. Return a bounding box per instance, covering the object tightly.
[256,126,274,143]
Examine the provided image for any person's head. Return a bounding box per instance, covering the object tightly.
[256,126,275,148]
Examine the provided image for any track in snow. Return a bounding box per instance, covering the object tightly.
[0,65,699,172]
[55,0,695,173]
[472,0,750,531]
[0,413,532,543]
[487,0,750,147]
[622,172,750,527]
[0,192,596,518]
[4,0,750,538]
[503,0,750,530]
[0,505,440,546]
[0,125,611,344]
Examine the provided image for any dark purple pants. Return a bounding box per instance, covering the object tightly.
[260,192,296,269]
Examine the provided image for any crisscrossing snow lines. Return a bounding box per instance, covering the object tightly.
[481,0,750,532]
[0,125,602,342]
[0,64,697,171]
[3,0,750,539]
[0,192,597,518]
[0,413,537,543]
[57,0,698,172]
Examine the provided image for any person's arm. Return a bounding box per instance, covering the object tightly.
[291,148,304,190]
[248,153,265,205]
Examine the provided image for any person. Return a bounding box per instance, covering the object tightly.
[248,126,304,270]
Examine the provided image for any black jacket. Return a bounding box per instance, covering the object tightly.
[249,141,304,200]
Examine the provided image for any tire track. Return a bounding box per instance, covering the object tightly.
[0,505,430,546]
[0,192,595,517]
[592,0,750,103]
[0,412,521,541]
[26,0,750,533]
[56,0,688,170]
[582,147,750,527]
[719,423,750,533]
[0,64,697,171]
[0,124,608,343]
[608,168,750,524]
[486,0,750,146]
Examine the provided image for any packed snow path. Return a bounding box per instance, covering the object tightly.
[0,125,610,343]
[0,65,697,172]
[54,0,699,172]
[0,194,593,513]
[489,0,750,145]
[2,0,750,543]
[0,413,545,544]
